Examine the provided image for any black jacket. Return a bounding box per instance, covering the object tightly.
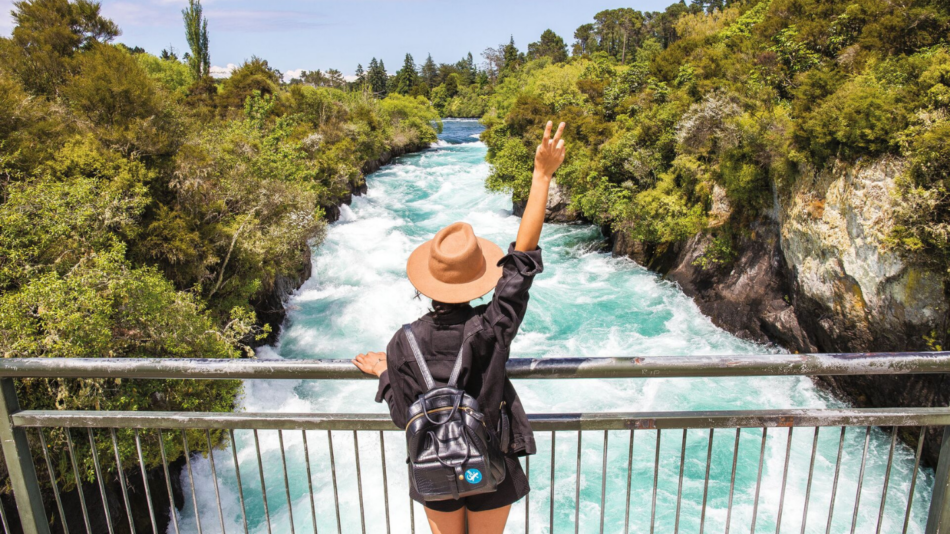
[376,244,542,456]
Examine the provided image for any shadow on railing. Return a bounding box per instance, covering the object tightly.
[1,352,949,534]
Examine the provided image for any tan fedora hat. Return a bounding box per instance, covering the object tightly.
[407,222,505,304]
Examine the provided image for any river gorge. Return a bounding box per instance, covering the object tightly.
[176,120,934,534]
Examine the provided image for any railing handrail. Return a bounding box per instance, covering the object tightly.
[1,351,950,379]
[12,406,950,431]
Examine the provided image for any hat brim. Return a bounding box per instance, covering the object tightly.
[407,237,505,304]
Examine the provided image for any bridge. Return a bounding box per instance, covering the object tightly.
[2,352,950,533]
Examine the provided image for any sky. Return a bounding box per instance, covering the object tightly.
[0,0,677,80]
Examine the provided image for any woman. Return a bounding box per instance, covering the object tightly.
[353,121,566,534]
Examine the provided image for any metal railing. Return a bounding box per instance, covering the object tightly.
[1,352,950,534]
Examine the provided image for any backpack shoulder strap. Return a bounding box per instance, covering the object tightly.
[446,343,465,388]
[402,324,435,390]
[403,324,467,390]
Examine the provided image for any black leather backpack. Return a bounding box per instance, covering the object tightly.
[402,324,507,501]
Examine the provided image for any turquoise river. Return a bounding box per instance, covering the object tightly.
[177,120,934,534]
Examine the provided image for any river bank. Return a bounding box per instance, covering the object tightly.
[0,137,439,534]
[567,157,950,467]
[250,138,435,346]
[525,171,949,469]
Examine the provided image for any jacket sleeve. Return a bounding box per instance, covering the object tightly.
[483,243,544,351]
[374,332,411,429]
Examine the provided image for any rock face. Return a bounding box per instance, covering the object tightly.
[512,180,581,223]
[607,157,949,466]
[780,158,947,352]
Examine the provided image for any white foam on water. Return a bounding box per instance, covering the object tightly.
[175,122,934,534]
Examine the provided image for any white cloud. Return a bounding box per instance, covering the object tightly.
[209,63,237,78]
[283,68,305,83]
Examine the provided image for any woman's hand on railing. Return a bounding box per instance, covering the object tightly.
[352,351,388,377]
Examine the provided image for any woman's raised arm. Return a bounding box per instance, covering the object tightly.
[514,121,566,252]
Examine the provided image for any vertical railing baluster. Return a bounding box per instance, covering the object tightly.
[182,431,203,534]
[750,428,768,534]
[599,430,608,534]
[0,490,10,534]
[252,429,273,534]
[525,455,530,534]
[409,479,415,534]
[826,426,846,534]
[850,426,872,534]
[354,431,366,534]
[574,431,582,534]
[674,429,686,534]
[277,430,296,534]
[0,378,50,534]
[86,429,114,534]
[158,431,181,534]
[650,429,661,534]
[927,426,950,534]
[302,431,318,534]
[205,430,228,534]
[37,429,69,534]
[327,431,342,534]
[550,431,556,534]
[65,429,92,534]
[134,430,158,534]
[801,428,820,534]
[108,429,135,534]
[776,427,795,534]
[699,429,714,534]
[228,430,249,534]
[724,428,740,534]
[903,427,926,534]
[624,429,634,534]
[379,431,391,534]
[876,427,898,534]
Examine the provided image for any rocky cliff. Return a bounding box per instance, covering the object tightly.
[609,157,949,465]
[512,180,582,223]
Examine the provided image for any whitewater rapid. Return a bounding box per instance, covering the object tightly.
[176,120,933,534]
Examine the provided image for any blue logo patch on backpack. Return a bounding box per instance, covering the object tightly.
[464,468,482,484]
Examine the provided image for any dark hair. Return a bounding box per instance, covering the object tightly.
[431,300,467,316]
[413,290,470,316]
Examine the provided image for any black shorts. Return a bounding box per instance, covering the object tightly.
[414,455,530,513]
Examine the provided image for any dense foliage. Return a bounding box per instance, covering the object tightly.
[0,0,439,487]
[479,1,950,275]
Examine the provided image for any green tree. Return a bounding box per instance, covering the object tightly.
[445,73,460,97]
[588,8,646,64]
[0,0,119,95]
[182,0,209,79]
[421,54,438,86]
[63,44,178,156]
[457,52,477,85]
[218,56,281,108]
[367,57,388,97]
[502,36,524,74]
[394,53,418,95]
[573,23,598,56]
[528,29,569,63]
[137,51,194,94]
